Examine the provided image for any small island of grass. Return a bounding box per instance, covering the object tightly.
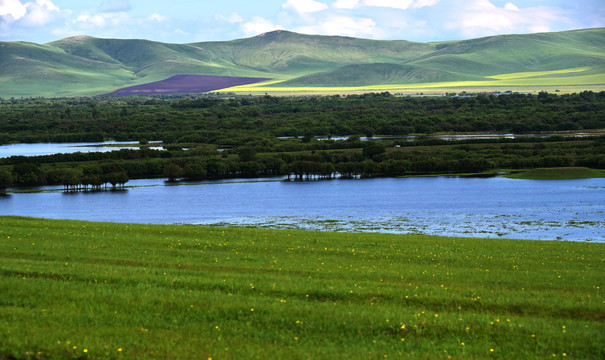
[507,167,605,180]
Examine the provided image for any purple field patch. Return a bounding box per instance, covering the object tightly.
[105,75,271,95]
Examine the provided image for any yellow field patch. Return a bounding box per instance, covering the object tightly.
[214,68,605,94]
[215,80,498,93]
[223,79,286,90]
[486,67,591,80]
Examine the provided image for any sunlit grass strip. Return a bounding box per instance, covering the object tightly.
[498,73,605,86]
[216,74,605,93]
[486,67,591,80]
[1,216,603,359]
[216,79,497,92]
[217,79,286,91]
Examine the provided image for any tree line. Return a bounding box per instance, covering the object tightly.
[1,91,603,193]
[1,91,603,145]
[2,135,603,193]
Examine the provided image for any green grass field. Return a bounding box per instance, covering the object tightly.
[1,216,603,359]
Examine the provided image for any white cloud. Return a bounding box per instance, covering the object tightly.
[148,13,167,22]
[217,12,243,24]
[101,0,131,13]
[529,25,550,33]
[87,14,107,27]
[472,0,495,9]
[72,11,132,30]
[0,0,59,25]
[283,0,328,15]
[337,0,438,11]
[20,0,60,27]
[504,2,519,11]
[241,16,283,36]
[445,0,562,38]
[75,13,107,28]
[333,0,361,9]
[297,15,377,37]
[0,0,28,21]
[412,0,439,9]
[461,11,513,32]
[363,0,414,10]
[37,0,58,12]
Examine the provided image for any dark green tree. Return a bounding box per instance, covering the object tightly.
[238,146,257,162]
[362,142,386,159]
[0,169,13,194]
[183,161,207,180]
[163,163,183,182]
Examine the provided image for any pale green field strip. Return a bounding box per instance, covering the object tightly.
[487,68,592,80]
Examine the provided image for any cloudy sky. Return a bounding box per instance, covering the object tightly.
[1,0,603,44]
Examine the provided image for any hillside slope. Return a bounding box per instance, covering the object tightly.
[1,28,604,97]
[278,28,605,87]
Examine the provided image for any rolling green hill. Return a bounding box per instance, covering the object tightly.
[278,63,482,87]
[1,28,604,97]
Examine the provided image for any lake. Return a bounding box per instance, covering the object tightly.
[283,132,599,142]
[0,141,162,158]
[1,176,603,242]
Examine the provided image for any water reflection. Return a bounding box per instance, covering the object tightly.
[61,188,128,196]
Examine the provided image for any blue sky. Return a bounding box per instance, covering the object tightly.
[1,0,603,43]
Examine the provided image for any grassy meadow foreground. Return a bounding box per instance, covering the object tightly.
[1,217,603,359]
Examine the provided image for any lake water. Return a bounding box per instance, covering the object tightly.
[0,141,162,158]
[1,177,603,242]
[281,132,600,142]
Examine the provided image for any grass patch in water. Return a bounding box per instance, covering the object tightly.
[506,167,605,180]
[0,216,603,359]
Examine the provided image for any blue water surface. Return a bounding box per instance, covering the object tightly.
[1,176,603,241]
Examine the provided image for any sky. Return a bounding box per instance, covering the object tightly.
[0,0,603,44]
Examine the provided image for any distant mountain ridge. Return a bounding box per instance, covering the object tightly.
[1,28,604,97]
